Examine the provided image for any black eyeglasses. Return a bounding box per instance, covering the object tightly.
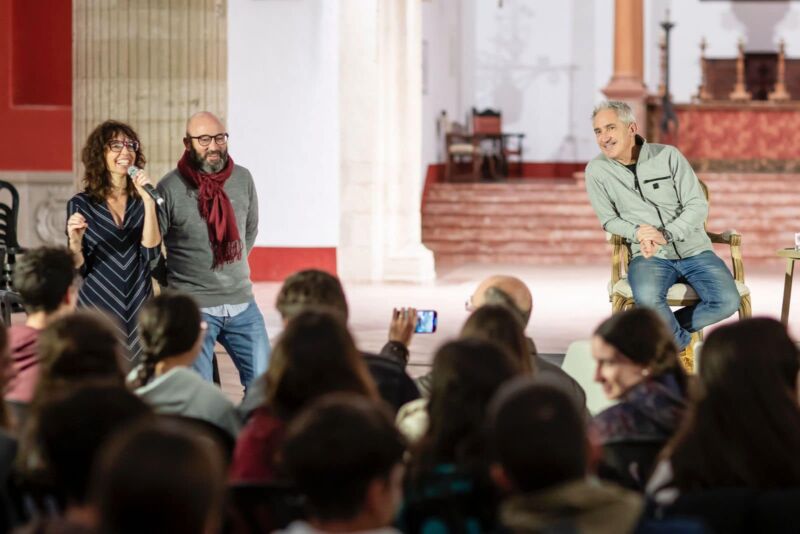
[186,133,229,147]
[106,140,139,153]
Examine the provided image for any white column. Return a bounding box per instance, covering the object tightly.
[338,0,435,282]
[73,0,227,183]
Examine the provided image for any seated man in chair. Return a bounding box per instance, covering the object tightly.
[585,101,740,351]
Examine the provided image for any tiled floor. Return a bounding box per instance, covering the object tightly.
[220,260,798,402]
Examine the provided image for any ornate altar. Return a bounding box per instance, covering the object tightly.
[648,38,800,172]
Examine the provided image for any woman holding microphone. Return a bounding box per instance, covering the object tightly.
[66,120,161,366]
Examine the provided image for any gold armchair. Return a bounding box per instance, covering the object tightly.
[609,233,752,318]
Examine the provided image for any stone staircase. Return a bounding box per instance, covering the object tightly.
[421,174,800,268]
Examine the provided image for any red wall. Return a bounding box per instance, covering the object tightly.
[248,247,337,281]
[0,0,72,171]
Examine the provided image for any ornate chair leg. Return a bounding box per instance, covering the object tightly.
[611,295,626,314]
[738,295,752,319]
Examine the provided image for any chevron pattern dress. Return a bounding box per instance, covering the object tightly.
[67,192,161,366]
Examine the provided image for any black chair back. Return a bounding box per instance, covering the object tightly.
[0,181,26,324]
[598,440,666,491]
[157,414,236,465]
[662,487,800,533]
[223,483,305,534]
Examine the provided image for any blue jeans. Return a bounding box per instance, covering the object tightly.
[627,251,740,350]
[194,300,270,389]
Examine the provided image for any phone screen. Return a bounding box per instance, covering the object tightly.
[415,310,438,334]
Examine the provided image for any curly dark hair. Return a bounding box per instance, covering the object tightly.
[81,120,146,203]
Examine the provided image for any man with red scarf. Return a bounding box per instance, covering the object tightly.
[157,111,269,389]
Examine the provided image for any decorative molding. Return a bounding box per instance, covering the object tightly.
[35,185,74,245]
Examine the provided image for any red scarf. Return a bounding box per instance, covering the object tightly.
[177,150,242,269]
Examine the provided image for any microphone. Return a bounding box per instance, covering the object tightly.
[127,166,164,206]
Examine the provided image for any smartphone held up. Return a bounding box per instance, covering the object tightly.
[415,309,438,334]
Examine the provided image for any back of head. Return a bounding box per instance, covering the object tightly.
[488,379,587,492]
[699,318,798,399]
[282,393,406,523]
[13,246,77,313]
[37,311,125,396]
[670,318,800,489]
[276,269,348,322]
[266,309,377,418]
[418,338,520,472]
[594,308,682,380]
[92,421,225,534]
[460,304,533,374]
[473,276,532,326]
[38,386,152,505]
[135,291,202,387]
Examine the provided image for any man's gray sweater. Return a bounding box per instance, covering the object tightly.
[157,164,258,308]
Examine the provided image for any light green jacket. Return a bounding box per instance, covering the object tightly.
[585,136,712,260]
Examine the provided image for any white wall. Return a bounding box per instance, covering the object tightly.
[471,0,614,162]
[228,0,339,247]
[421,0,463,171]
[648,0,800,103]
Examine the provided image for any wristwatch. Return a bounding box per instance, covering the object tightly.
[658,227,673,244]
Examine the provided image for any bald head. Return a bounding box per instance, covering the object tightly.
[471,275,532,326]
[185,111,225,137]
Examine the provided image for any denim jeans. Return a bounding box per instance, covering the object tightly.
[627,251,740,350]
[194,300,270,389]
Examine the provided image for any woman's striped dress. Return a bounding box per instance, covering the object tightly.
[67,192,161,366]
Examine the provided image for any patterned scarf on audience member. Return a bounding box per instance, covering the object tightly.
[177,150,242,269]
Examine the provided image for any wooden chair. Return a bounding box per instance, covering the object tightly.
[471,108,525,179]
[444,121,478,182]
[608,180,752,370]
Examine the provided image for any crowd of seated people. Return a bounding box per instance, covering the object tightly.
[0,248,799,532]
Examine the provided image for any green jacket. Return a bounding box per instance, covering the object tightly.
[585,136,712,260]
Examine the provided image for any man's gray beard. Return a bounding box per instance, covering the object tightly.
[191,147,227,173]
[201,156,226,173]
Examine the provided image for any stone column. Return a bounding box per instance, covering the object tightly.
[73,0,227,184]
[338,0,435,282]
[602,0,648,134]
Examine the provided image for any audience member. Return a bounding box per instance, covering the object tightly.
[649,318,800,501]
[0,323,12,433]
[229,309,379,483]
[5,247,78,425]
[18,311,126,473]
[239,269,419,418]
[399,339,519,533]
[279,394,406,534]
[488,380,642,533]
[416,275,586,412]
[591,308,688,490]
[13,386,152,533]
[91,421,225,534]
[129,291,241,438]
[397,304,532,442]
[0,322,17,533]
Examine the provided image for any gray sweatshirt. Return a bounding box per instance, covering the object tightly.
[157,164,258,307]
[585,136,712,260]
[132,367,242,438]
